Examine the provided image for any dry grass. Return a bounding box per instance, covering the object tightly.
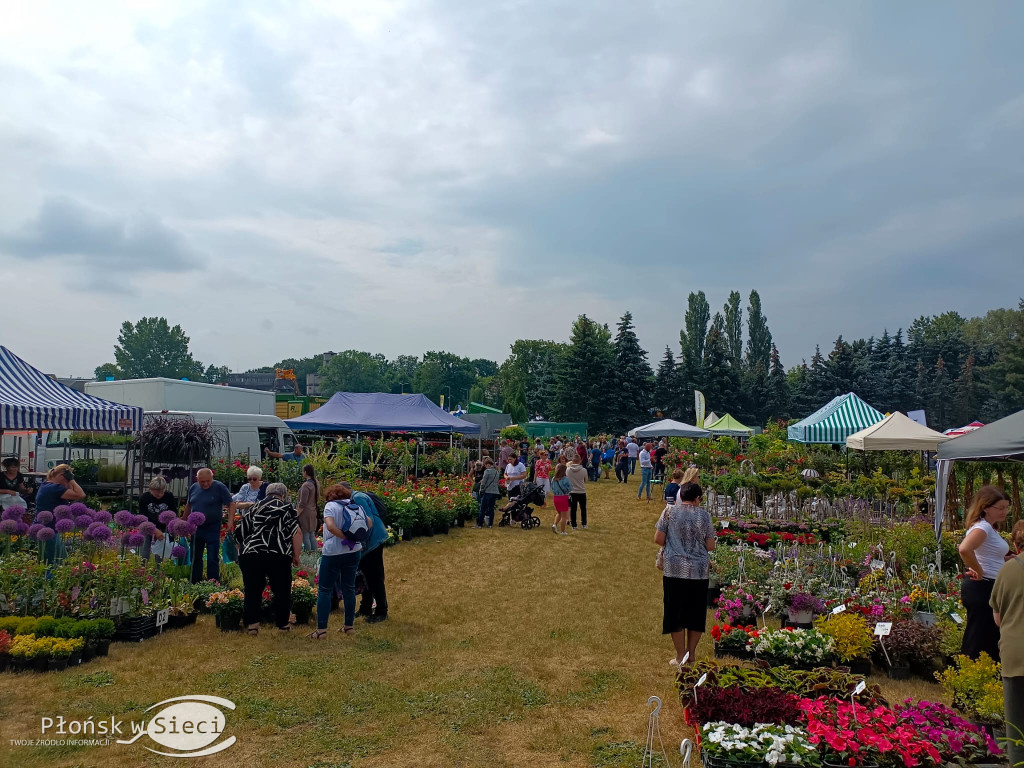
[0,478,946,768]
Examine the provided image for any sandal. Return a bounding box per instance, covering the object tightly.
[339,626,355,635]
[246,625,260,636]
[277,625,291,632]
[307,629,328,640]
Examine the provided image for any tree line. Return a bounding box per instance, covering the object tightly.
[95,296,1024,433]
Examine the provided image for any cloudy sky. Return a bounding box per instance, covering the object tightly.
[2,1,1022,377]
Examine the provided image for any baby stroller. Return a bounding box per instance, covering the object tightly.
[498,482,545,529]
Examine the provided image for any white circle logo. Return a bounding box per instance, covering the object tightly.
[128,696,236,758]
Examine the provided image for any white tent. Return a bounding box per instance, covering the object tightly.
[845,411,951,452]
[629,419,710,439]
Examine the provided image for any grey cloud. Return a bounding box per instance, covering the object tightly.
[0,196,202,273]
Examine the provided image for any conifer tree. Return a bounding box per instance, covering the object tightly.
[611,311,654,433]
[654,346,684,418]
[554,315,614,431]
[766,344,789,422]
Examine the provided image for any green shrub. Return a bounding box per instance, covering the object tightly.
[93,619,115,640]
[33,616,57,637]
[14,617,37,636]
[0,616,22,634]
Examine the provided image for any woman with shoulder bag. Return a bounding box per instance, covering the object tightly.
[655,482,715,668]
[296,464,320,552]
[958,485,1011,661]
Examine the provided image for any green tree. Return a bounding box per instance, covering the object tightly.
[807,346,830,407]
[203,364,231,384]
[502,379,528,423]
[413,351,477,407]
[723,291,743,372]
[908,311,968,373]
[930,357,954,430]
[744,290,773,372]
[105,317,204,380]
[954,352,981,427]
[501,340,565,421]
[93,362,121,380]
[679,291,711,420]
[701,313,741,415]
[765,344,789,422]
[554,315,614,430]
[385,354,420,393]
[978,300,1024,418]
[887,329,915,413]
[826,336,856,397]
[611,311,653,433]
[788,362,815,417]
[319,350,387,396]
[654,347,684,417]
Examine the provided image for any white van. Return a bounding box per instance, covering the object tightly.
[45,411,297,469]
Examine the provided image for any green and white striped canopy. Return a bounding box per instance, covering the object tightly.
[787,392,884,444]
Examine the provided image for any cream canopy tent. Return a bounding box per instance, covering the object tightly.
[628,419,710,439]
[845,412,951,452]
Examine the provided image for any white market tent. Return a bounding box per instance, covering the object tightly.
[845,411,952,452]
[629,419,710,439]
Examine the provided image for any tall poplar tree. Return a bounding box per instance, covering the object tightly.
[724,291,743,372]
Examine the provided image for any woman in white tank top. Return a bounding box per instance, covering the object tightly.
[958,486,1011,661]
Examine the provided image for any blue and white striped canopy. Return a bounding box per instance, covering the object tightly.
[0,346,142,432]
[787,392,884,445]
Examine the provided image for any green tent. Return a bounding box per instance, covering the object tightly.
[705,413,754,436]
[787,392,884,444]
[523,421,587,439]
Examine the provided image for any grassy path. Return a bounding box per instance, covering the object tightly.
[0,476,943,768]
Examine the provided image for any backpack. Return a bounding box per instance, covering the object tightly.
[364,491,390,525]
[337,501,370,544]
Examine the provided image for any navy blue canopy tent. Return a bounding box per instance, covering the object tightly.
[286,392,481,434]
[0,346,143,432]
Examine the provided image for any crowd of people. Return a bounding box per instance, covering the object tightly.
[468,435,676,532]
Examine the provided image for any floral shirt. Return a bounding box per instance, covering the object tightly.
[233,483,263,505]
[656,504,714,580]
[534,458,551,480]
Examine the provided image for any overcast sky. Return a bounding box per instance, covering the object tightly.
[2,1,1022,377]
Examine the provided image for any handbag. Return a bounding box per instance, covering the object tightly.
[656,547,665,570]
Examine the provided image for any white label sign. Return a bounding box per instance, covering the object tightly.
[870,559,885,571]
[950,612,963,625]
[680,652,690,666]
[156,608,169,629]
[696,673,708,688]
[874,622,892,637]
[832,604,847,615]
[721,521,729,529]
[853,681,866,696]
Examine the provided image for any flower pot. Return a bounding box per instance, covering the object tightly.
[81,643,95,662]
[9,657,28,672]
[913,610,938,627]
[886,664,911,680]
[47,658,69,672]
[701,750,767,768]
[0,653,8,672]
[788,609,814,624]
[218,613,242,632]
[33,657,49,672]
[68,651,82,667]
[293,605,313,625]
[95,640,111,657]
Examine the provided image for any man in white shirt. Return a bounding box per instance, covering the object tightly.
[626,440,640,475]
[637,443,654,501]
[505,455,527,500]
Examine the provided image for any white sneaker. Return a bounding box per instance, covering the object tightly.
[551,524,557,534]
[582,524,588,529]
[559,531,567,536]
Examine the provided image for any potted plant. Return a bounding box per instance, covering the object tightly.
[710,624,756,660]
[46,637,83,671]
[206,589,245,631]
[749,627,837,669]
[714,585,765,625]
[699,722,820,768]
[787,593,825,626]
[935,653,1005,730]
[895,699,1003,765]
[93,619,115,657]
[9,634,50,671]
[878,620,939,679]
[814,613,874,676]
[908,587,938,626]
[290,578,316,625]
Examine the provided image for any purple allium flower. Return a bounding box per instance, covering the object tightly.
[92,510,112,524]
[114,510,134,527]
[53,505,73,521]
[138,521,157,536]
[132,514,148,526]
[55,518,76,534]
[158,509,177,525]
[75,515,93,529]
[68,502,90,515]
[35,510,55,525]
[166,519,184,537]
[87,522,112,542]
[171,544,187,559]
[182,522,197,537]
[27,523,43,539]
[1,505,26,521]
[186,511,206,527]
[15,520,28,535]
[37,526,55,541]
[128,532,145,547]
[0,519,19,535]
